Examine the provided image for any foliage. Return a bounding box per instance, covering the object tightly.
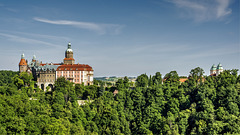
[0,69,239,134]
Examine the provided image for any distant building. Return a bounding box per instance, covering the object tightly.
[210,63,223,76]
[19,53,28,73]
[113,90,119,96]
[18,42,94,91]
[179,78,188,83]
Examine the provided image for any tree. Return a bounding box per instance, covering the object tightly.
[136,74,148,87]
[0,69,240,134]
[189,67,205,85]
[116,79,124,90]
[123,76,130,88]
[153,72,162,85]
[164,71,180,86]
[75,83,84,98]
[98,82,105,97]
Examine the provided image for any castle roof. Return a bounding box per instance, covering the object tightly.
[57,64,93,71]
[40,63,61,66]
[210,64,217,71]
[35,64,60,71]
[19,59,27,66]
[19,53,27,66]
[217,63,223,70]
[63,58,75,61]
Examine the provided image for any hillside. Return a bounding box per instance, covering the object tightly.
[0,68,239,134]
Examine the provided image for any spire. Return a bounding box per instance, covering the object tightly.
[33,55,36,60]
[21,53,25,59]
[68,42,71,49]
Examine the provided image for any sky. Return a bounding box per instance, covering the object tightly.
[0,0,239,77]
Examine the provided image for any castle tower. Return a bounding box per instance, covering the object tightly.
[210,64,217,75]
[64,42,75,64]
[32,55,36,62]
[19,53,28,73]
[216,63,223,76]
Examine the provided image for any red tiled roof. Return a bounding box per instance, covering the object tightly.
[19,59,27,66]
[57,64,93,71]
[64,58,75,60]
[179,78,188,83]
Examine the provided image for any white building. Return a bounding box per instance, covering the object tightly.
[210,63,223,76]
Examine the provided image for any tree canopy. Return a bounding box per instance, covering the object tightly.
[0,69,239,134]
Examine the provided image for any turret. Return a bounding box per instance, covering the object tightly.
[216,63,223,76]
[32,55,36,62]
[64,42,75,64]
[19,53,28,73]
[210,64,217,75]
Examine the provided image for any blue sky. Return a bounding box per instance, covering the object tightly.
[0,0,239,77]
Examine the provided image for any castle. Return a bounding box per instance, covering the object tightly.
[210,63,223,76]
[18,42,94,91]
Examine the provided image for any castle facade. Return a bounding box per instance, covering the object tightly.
[18,43,94,91]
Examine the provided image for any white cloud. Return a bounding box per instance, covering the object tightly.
[216,0,232,18]
[0,33,61,47]
[168,0,232,22]
[11,31,70,41]
[33,17,124,35]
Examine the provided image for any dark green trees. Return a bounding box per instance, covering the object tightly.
[0,68,239,134]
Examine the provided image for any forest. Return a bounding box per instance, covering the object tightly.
[0,67,239,135]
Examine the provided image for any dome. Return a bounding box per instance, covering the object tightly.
[217,63,223,70]
[210,64,217,70]
[66,42,73,52]
[66,48,73,52]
